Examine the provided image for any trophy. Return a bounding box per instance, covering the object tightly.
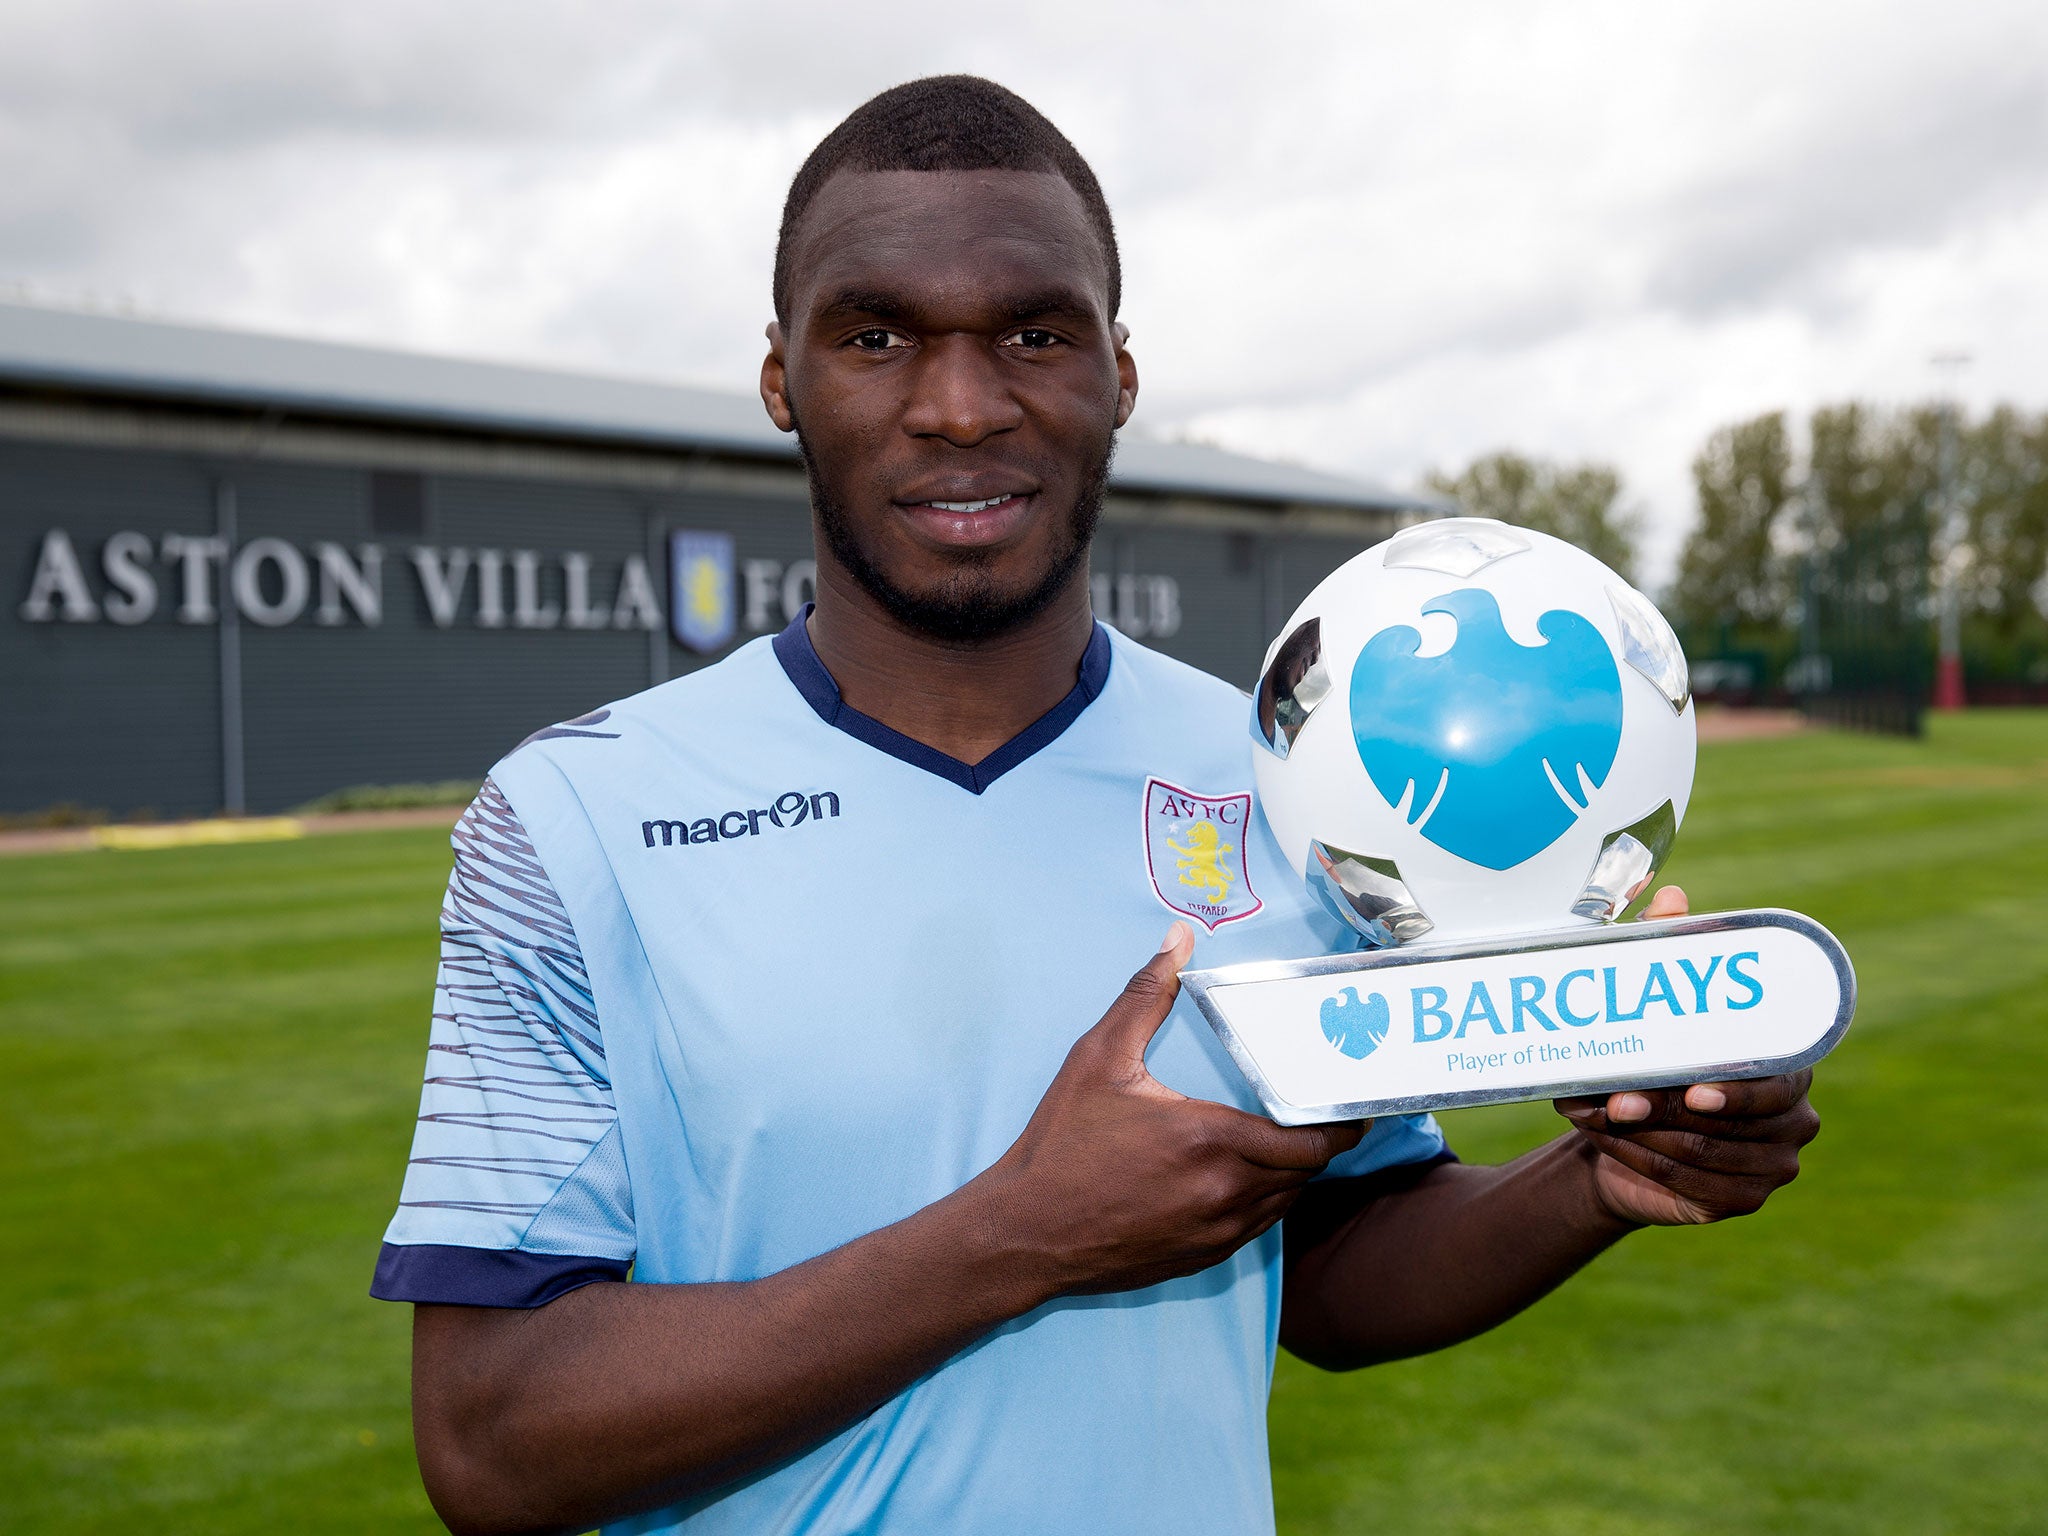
[1182,518,1855,1125]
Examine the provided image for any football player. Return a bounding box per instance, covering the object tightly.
[374,76,1819,1536]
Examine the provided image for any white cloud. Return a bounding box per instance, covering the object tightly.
[3,0,2044,585]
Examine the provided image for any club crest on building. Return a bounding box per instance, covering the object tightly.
[1142,777,1262,931]
[669,530,736,653]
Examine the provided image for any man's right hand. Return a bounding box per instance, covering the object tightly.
[409,922,1360,1535]
[975,921,1366,1299]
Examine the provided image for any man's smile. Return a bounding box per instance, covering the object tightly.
[915,494,1021,514]
[895,489,1039,548]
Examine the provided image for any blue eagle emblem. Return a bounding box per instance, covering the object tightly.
[1349,587,1623,871]
[1320,987,1391,1059]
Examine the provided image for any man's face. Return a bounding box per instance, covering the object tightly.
[763,168,1137,641]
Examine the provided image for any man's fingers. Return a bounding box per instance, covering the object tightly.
[1558,1070,1815,1135]
[1082,922,1194,1070]
[1576,1127,1791,1215]
[1240,1185,1307,1242]
[1561,1101,1816,1148]
[1639,884,1689,920]
[1202,1101,1367,1172]
[1679,1070,1813,1119]
[1579,1123,1808,1175]
[1556,1088,1683,1129]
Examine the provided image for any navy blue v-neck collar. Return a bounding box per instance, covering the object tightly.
[771,605,1113,794]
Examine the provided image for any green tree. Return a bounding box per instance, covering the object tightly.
[1425,451,1642,583]
[1958,406,2048,652]
[1807,401,1939,601]
[1670,399,2048,685]
[1671,412,1795,638]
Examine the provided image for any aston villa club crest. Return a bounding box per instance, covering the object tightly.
[1143,777,1262,931]
[669,530,736,654]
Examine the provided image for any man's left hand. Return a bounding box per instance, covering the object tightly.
[1553,885,1821,1228]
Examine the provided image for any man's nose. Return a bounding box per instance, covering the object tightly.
[900,336,1025,447]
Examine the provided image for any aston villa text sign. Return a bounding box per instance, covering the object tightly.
[16,527,1185,642]
[16,528,671,632]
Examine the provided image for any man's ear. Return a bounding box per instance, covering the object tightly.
[761,321,795,433]
[1112,321,1139,429]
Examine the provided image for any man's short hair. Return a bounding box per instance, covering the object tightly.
[774,75,1121,324]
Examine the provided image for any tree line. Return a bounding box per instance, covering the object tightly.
[1431,403,2048,687]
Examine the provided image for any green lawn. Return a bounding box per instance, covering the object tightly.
[4,714,2046,1534]
[1272,712,2048,1535]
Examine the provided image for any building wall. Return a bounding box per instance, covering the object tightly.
[4,429,1391,817]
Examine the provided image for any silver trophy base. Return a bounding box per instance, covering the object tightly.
[1180,909,1855,1125]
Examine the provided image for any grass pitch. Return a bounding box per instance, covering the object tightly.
[5,714,2047,1534]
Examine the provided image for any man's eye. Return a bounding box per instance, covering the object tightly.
[852,329,904,351]
[1007,329,1060,349]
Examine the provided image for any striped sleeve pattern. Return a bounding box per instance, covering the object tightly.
[371,777,636,1307]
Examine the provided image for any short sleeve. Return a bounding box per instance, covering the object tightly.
[370,777,635,1308]
[1314,1112,1454,1181]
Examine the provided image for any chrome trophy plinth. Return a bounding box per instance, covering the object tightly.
[1183,518,1855,1125]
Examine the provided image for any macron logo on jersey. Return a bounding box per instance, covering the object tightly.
[642,790,841,848]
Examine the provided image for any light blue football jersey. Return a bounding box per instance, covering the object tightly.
[375,611,1447,1535]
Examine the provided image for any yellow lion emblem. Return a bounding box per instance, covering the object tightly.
[1168,819,1237,905]
[686,557,727,624]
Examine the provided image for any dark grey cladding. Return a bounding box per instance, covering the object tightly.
[1,305,1441,819]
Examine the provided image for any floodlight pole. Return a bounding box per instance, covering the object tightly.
[1931,351,1970,712]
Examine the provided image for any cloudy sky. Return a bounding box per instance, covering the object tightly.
[3,0,2045,584]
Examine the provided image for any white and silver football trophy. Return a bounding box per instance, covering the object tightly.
[1182,518,1855,1125]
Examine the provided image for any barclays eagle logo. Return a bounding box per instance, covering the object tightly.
[1321,987,1391,1059]
[1349,587,1623,871]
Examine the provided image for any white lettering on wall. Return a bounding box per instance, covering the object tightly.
[231,538,310,627]
[611,554,663,631]
[102,531,158,624]
[411,546,471,628]
[780,559,817,621]
[19,529,100,622]
[511,549,559,630]
[1149,575,1182,637]
[562,552,609,629]
[474,548,507,629]
[19,531,1187,646]
[1091,573,1183,639]
[314,543,382,627]
[741,558,782,631]
[736,557,819,633]
[160,533,224,623]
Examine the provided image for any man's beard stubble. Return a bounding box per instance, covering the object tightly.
[795,421,1113,645]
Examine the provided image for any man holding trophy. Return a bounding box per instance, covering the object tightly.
[374,77,1824,1536]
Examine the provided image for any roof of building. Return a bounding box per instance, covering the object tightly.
[0,301,1444,515]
